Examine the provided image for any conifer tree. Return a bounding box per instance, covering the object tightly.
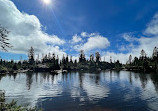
[28,46,35,64]
[0,25,12,51]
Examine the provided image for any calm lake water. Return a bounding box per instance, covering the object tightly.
[0,71,158,111]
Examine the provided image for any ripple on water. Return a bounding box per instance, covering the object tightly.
[1,71,158,111]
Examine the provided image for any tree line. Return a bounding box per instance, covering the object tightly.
[126,48,158,72]
[27,47,122,72]
[0,25,158,73]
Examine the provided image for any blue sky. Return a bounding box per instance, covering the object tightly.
[0,0,158,63]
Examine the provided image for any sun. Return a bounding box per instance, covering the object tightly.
[42,0,51,5]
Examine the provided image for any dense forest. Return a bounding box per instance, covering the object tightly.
[0,47,121,73]
[0,46,158,73]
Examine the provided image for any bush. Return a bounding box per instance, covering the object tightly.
[0,92,42,111]
[0,65,8,73]
[0,100,42,111]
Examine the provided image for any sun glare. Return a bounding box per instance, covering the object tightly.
[42,0,51,5]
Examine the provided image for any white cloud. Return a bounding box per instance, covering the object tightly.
[123,33,138,42]
[81,14,158,63]
[81,35,110,51]
[73,44,82,51]
[81,32,88,37]
[119,45,127,51]
[105,35,158,64]
[70,34,82,44]
[104,34,158,64]
[73,32,110,52]
[145,13,158,35]
[129,16,158,57]
[82,75,109,101]
[0,0,66,59]
[81,32,97,37]
[119,43,135,52]
[136,36,158,56]
[70,73,109,101]
[101,52,132,64]
[103,13,158,64]
[1,0,158,63]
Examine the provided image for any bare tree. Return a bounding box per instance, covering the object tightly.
[0,25,12,51]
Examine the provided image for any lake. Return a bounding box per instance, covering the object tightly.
[0,71,158,111]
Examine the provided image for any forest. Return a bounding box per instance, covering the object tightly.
[0,46,158,74]
[0,25,158,74]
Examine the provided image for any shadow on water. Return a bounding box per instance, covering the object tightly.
[0,71,158,111]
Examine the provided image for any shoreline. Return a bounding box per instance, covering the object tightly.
[0,67,157,75]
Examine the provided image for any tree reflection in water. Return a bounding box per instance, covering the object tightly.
[0,71,158,110]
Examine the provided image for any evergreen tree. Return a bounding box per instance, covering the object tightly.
[66,54,69,63]
[152,47,158,58]
[95,52,101,63]
[90,54,94,62]
[128,55,132,64]
[70,56,73,63]
[74,59,77,66]
[52,53,55,64]
[28,47,35,65]
[0,25,12,51]
[140,49,146,60]
[56,55,59,65]
[62,54,66,64]
[110,56,112,63]
[48,52,51,60]
[133,57,139,66]
[79,50,86,63]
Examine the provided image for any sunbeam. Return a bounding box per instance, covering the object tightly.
[42,0,51,5]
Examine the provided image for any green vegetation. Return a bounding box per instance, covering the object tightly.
[0,100,42,111]
[27,48,122,72]
[0,47,121,73]
[0,46,158,73]
[0,91,42,111]
[125,48,158,72]
[0,25,12,51]
[1,46,158,73]
[0,59,24,73]
[0,25,158,73]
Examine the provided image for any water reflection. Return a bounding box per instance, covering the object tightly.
[26,72,33,90]
[0,71,158,110]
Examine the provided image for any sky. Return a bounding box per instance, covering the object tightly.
[0,0,158,63]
